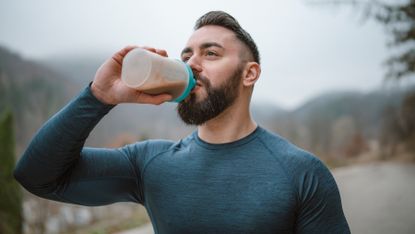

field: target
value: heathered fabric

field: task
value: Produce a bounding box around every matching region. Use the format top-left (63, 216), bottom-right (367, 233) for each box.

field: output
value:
top-left (14, 86), bottom-right (350, 234)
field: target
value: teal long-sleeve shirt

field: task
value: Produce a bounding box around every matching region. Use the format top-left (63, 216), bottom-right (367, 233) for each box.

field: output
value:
top-left (14, 86), bottom-right (350, 234)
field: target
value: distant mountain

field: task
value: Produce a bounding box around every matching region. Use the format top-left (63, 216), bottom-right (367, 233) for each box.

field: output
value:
top-left (270, 86), bottom-right (414, 163)
top-left (0, 46), bottom-right (81, 154)
top-left (292, 88), bottom-right (409, 137)
top-left (40, 53), bottom-right (109, 86)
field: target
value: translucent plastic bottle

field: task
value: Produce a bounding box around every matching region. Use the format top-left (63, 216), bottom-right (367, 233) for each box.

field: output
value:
top-left (121, 48), bottom-right (195, 102)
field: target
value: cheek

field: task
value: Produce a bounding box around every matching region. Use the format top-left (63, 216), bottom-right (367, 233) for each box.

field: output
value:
top-left (202, 59), bottom-right (239, 87)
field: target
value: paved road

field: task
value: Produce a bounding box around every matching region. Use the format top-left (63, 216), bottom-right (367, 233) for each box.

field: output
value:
top-left (117, 162), bottom-right (415, 234)
top-left (334, 162), bottom-right (415, 234)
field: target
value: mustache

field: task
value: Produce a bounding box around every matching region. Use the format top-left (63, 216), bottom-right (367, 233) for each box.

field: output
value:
top-left (194, 73), bottom-right (210, 88)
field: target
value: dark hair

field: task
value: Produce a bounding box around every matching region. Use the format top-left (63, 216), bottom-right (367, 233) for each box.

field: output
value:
top-left (194, 11), bottom-right (261, 64)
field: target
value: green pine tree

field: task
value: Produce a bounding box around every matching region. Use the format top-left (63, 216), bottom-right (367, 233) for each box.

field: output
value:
top-left (0, 110), bottom-right (22, 234)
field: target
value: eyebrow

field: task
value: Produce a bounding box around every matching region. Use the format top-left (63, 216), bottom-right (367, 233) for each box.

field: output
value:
top-left (181, 42), bottom-right (224, 56)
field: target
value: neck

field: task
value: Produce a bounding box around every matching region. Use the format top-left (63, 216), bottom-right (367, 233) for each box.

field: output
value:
top-left (197, 99), bottom-right (257, 144)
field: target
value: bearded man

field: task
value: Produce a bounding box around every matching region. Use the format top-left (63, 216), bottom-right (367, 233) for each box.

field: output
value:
top-left (15, 11), bottom-right (350, 234)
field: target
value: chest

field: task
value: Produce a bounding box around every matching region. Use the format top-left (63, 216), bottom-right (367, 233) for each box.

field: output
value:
top-left (141, 151), bottom-right (297, 233)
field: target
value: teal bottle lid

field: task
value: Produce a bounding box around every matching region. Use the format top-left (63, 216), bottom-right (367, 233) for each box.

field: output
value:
top-left (173, 63), bottom-right (195, 102)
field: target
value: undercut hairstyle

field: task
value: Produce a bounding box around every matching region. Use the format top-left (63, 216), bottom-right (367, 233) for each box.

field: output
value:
top-left (194, 11), bottom-right (261, 64)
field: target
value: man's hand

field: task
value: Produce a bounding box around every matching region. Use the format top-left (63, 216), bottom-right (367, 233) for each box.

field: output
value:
top-left (91, 46), bottom-right (173, 105)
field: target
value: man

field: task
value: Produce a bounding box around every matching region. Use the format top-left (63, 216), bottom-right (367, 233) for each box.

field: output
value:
top-left (14, 11), bottom-right (350, 233)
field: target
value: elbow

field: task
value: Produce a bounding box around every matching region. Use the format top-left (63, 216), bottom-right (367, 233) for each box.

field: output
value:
top-left (13, 160), bottom-right (49, 196)
top-left (13, 163), bottom-right (32, 192)
top-left (13, 163), bottom-right (25, 186)
top-left (13, 148), bottom-right (46, 194)
top-left (13, 148), bottom-right (36, 189)
top-left (13, 166), bottom-right (55, 198)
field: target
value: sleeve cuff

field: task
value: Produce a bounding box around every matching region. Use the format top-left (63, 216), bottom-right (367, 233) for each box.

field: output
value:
top-left (82, 82), bottom-right (116, 113)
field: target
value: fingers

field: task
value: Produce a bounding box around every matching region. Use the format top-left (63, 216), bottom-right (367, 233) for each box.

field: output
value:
top-left (136, 93), bottom-right (173, 105)
top-left (156, 49), bottom-right (168, 57)
top-left (142, 46), bottom-right (156, 53)
top-left (108, 45), bottom-right (172, 105)
top-left (112, 45), bottom-right (138, 66)
top-left (142, 46), bottom-right (168, 57)
top-left (111, 45), bottom-right (168, 68)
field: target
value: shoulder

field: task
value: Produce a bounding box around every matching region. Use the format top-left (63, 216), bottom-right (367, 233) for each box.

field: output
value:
top-left (256, 127), bottom-right (322, 169)
top-left (118, 139), bottom-right (175, 168)
top-left (256, 127), bottom-right (334, 189)
top-left (120, 133), bottom-right (196, 167)
top-left (124, 138), bottom-right (176, 156)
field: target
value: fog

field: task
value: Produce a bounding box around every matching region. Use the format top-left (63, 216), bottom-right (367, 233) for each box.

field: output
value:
top-left (0, 0), bottom-right (406, 108)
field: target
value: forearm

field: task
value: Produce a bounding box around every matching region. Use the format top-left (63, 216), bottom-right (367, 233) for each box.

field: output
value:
top-left (14, 85), bottom-right (115, 196)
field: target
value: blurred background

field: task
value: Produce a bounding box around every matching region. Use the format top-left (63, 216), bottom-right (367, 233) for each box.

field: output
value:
top-left (0, 0), bottom-right (414, 233)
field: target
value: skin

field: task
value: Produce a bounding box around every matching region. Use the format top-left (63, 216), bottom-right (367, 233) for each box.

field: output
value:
top-left (91, 25), bottom-right (261, 144)
top-left (91, 46), bottom-right (172, 105)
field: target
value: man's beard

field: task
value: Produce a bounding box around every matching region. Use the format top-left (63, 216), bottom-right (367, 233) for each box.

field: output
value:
top-left (177, 64), bottom-right (243, 126)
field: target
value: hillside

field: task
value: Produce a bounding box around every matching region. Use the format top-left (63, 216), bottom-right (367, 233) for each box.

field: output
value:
top-left (0, 46), bottom-right (81, 154)
top-left (271, 86), bottom-right (414, 165)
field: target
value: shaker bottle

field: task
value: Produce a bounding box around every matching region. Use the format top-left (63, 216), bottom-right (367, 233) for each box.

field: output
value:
top-left (121, 48), bottom-right (195, 102)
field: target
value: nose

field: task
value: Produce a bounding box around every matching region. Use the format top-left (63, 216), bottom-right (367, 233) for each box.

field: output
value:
top-left (186, 55), bottom-right (202, 74)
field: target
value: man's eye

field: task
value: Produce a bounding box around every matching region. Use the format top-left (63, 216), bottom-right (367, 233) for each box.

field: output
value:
top-left (182, 56), bottom-right (190, 62)
top-left (206, 51), bottom-right (217, 56)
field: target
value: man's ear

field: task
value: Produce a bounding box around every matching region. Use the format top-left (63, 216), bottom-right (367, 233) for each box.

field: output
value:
top-left (242, 62), bottom-right (261, 87)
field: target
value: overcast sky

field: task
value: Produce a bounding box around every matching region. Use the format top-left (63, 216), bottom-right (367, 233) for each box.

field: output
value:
top-left (1, 0), bottom-right (412, 109)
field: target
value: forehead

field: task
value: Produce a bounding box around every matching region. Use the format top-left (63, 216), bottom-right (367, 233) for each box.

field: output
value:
top-left (185, 25), bottom-right (241, 50)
